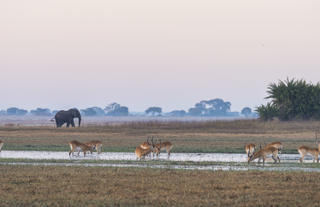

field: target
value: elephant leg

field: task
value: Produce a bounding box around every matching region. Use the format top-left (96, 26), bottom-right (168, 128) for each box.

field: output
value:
top-left (66, 122), bottom-right (70, 127)
top-left (71, 119), bottom-right (75, 127)
top-left (56, 121), bottom-right (62, 128)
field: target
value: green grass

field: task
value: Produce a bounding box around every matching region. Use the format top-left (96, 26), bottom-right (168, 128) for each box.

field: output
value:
top-left (1, 120), bottom-right (319, 153)
top-left (3, 144), bottom-right (67, 151)
top-left (1, 157), bottom-right (319, 169)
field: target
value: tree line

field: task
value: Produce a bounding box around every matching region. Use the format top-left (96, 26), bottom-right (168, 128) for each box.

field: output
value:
top-left (0, 99), bottom-right (256, 118)
top-left (3, 78), bottom-right (316, 120)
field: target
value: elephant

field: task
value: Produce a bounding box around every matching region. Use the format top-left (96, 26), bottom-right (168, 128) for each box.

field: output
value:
top-left (54, 108), bottom-right (81, 128)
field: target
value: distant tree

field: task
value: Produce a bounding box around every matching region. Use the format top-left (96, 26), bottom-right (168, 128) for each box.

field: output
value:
top-left (145, 107), bottom-right (162, 116)
top-left (104, 103), bottom-right (129, 116)
top-left (118, 106), bottom-right (129, 116)
top-left (6, 107), bottom-right (28, 116)
top-left (81, 107), bottom-right (105, 116)
top-left (167, 110), bottom-right (186, 117)
top-left (187, 107), bottom-right (202, 116)
top-left (7, 107), bottom-right (18, 115)
top-left (206, 99), bottom-right (231, 116)
top-left (0, 110), bottom-right (6, 115)
top-left (188, 98), bottom-right (232, 116)
top-left (241, 107), bottom-right (252, 117)
top-left (104, 103), bottom-right (121, 114)
top-left (51, 110), bottom-right (59, 115)
top-left (107, 106), bottom-right (129, 116)
top-left (30, 108), bottom-right (51, 116)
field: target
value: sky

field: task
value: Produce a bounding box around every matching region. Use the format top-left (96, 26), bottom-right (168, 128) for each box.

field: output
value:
top-left (1, 0), bottom-right (320, 112)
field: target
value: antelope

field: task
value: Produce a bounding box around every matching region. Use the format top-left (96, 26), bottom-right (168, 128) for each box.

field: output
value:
top-left (140, 137), bottom-right (152, 149)
top-left (248, 146), bottom-right (280, 166)
top-left (85, 140), bottom-right (103, 154)
top-left (153, 139), bottom-right (173, 159)
top-left (298, 143), bottom-right (320, 163)
top-left (265, 141), bottom-right (283, 160)
top-left (135, 138), bottom-right (156, 160)
top-left (0, 140), bottom-right (3, 152)
top-left (245, 143), bottom-right (256, 162)
top-left (136, 137), bottom-right (153, 158)
top-left (266, 142), bottom-right (283, 153)
top-left (68, 140), bottom-right (92, 157)
top-left (140, 138), bottom-right (151, 149)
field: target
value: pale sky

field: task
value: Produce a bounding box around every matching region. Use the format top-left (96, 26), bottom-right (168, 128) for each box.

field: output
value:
top-left (1, 0), bottom-right (320, 112)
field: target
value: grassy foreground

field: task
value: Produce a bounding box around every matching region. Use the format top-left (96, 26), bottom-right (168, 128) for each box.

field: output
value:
top-left (1, 120), bottom-right (320, 153)
top-left (0, 165), bottom-right (319, 207)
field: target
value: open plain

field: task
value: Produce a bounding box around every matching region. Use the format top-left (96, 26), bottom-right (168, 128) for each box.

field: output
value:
top-left (0, 118), bottom-right (320, 153)
top-left (1, 119), bottom-right (320, 206)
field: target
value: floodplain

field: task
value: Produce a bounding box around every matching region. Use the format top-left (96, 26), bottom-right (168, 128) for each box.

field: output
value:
top-left (1, 118), bottom-right (320, 206)
top-left (1, 118), bottom-right (320, 154)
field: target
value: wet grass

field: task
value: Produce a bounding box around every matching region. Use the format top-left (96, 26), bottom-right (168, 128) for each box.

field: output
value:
top-left (1, 157), bottom-right (320, 169)
top-left (0, 165), bottom-right (320, 207)
top-left (1, 120), bottom-right (320, 153)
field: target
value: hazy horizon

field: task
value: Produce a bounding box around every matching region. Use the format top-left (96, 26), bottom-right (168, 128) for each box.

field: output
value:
top-left (1, 0), bottom-right (319, 112)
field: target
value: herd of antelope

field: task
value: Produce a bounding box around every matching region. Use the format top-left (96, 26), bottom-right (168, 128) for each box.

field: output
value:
top-left (135, 137), bottom-right (173, 160)
top-left (68, 140), bottom-right (103, 157)
top-left (67, 137), bottom-right (174, 160)
top-left (245, 142), bottom-right (283, 166)
top-left (245, 139), bottom-right (320, 165)
top-left (0, 136), bottom-right (320, 164)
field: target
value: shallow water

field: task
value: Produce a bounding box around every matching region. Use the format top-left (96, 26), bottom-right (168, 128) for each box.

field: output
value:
top-left (0, 150), bottom-right (313, 163)
top-left (1, 150), bottom-right (319, 172)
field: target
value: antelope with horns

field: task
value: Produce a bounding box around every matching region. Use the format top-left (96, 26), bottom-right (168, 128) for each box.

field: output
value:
top-left (135, 137), bottom-right (156, 160)
top-left (153, 139), bottom-right (173, 159)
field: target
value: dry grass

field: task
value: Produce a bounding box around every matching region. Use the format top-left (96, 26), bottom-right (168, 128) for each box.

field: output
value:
top-left (0, 165), bottom-right (319, 207)
top-left (0, 120), bottom-right (320, 153)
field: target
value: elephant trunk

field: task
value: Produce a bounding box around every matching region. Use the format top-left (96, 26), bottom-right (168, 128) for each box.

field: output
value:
top-left (78, 116), bottom-right (81, 127)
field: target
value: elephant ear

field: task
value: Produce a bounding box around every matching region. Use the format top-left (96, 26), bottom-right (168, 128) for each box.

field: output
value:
top-left (71, 108), bottom-right (81, 117)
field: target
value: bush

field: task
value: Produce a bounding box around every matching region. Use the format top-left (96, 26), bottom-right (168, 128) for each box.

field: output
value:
top-left (256, 103), bottom-right (279, 121)
top-left (258, 78), bottom-right (320, 120)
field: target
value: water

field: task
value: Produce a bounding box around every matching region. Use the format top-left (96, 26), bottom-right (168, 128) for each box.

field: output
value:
top-left (1, 151), bottom-right (319, 172)
top-left (0, 150), bottom-right (304, 162)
